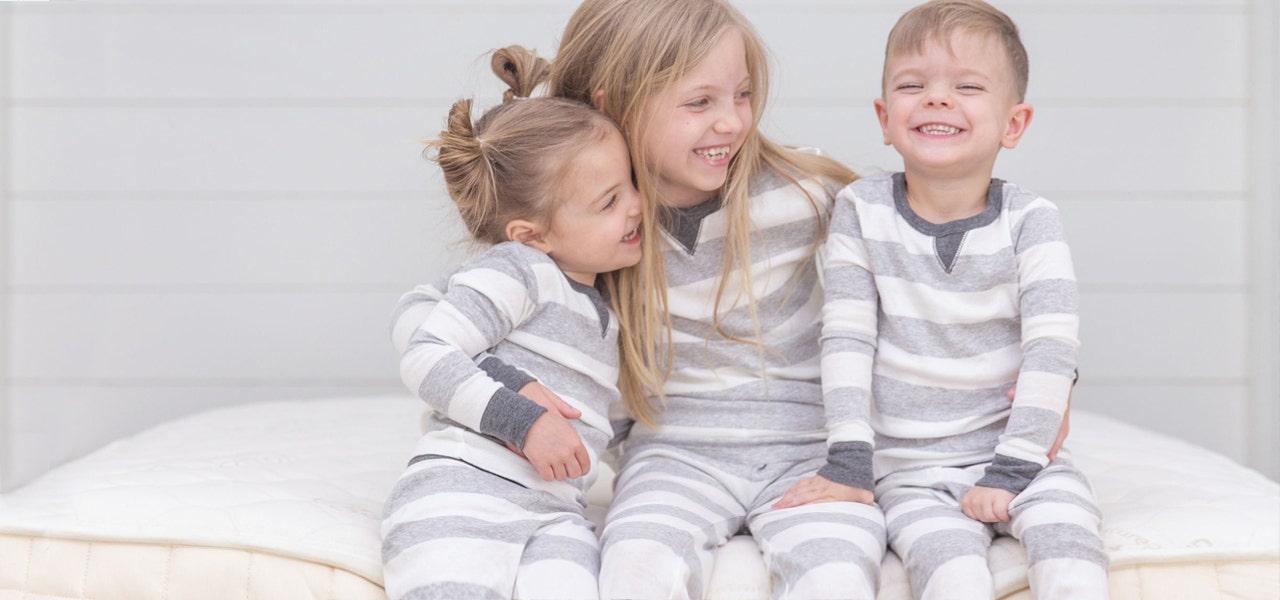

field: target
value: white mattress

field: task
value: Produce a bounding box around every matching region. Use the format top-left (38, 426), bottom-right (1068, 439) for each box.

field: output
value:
top-left (1, 395), bottom-right (1277, 599)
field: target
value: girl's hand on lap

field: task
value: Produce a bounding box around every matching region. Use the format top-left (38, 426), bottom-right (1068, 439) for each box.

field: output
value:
top-left (961, 485), bottom-right (1015, 522)
top-left (523, 411), bottom-right (590, 481)
top-left (772, 475), bottom-right (874, 509)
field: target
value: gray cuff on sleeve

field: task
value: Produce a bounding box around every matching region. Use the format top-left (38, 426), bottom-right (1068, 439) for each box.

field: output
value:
top-left (478, 356), bottom-right (537, 392)
top-left (478, 388), bottom-right (547, 449)
top-left (816, 441), bottom-right (875, 492)
top-left (975, 454), bottom-right (1042, 494)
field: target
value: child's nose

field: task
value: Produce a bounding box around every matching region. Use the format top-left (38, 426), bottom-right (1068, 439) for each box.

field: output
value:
top-left (713, 105), bottom-right (744, 134)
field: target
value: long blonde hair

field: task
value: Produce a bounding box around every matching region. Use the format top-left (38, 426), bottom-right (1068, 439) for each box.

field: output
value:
top-left (552, 0), bottom-right (857, 424)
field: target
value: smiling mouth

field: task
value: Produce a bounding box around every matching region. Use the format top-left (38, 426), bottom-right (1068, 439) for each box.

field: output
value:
top-left (694, 146), bottom-right (731, 161)
top-left (917, 124), bottom-right (962, 135)
top-left (622, 226), bottom-right (641, 243)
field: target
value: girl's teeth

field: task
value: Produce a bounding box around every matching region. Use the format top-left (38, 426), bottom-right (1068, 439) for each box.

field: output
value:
top-left (695, 147), bottom-right (729, 160)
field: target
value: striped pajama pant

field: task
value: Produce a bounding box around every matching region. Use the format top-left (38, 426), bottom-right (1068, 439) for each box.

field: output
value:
top-left (878, 457), bottom-right (1109, 600)
top-left (381, 458), bottom-right (600, 600)
top-left (599, 446), bottom-right (887, 600)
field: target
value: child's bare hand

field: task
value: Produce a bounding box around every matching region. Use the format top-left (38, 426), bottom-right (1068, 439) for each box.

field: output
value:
top-left (519, 381), bottom-right (582, 419)
top-left (961, 485), bottom-right (1016, 522)
top-left (522, 410), bottom-right (590, 481)
top-left (772, 475), bottom-right (874, 509)
top-left (503, 381), bottom-right (581, 459)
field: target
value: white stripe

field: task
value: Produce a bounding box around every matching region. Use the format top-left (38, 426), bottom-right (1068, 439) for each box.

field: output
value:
top-left (876, 339), bottom-right (1020, 390)
top-left (1011, 371), bottom-right (1073, 412)
top-left (1022, 313), bottom-right (1079, 346)
top-left (450, 268), bottom-right (534, 324)
top-left (822, 298), bottom-right (878, 338)
top-left (1017, 241), bottom-right (1077, 284)
top-left (876, 276), bottom-right (1019, 323)
top-left (820, 351), bottom-right (873, 394)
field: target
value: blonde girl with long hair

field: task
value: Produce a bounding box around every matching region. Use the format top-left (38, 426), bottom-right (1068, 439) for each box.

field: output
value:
top-left (545, 0), bottom-right (887, 597)
top-left (382, 46), bottom-right (642, 600)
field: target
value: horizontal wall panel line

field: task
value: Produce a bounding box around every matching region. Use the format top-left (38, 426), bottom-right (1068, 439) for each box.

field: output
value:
top-left (8, 284), bottom-right (413, 294)
top-left (742, 4), bottom-right (1248, 15)
top-left (6, 377), bottom-right (399, 388)
top-left (773, 98), bottom-right (1247, 108)
top-left (1079, 284), bottom-right (1249, 293)
top-left (12, 3), bottom-right (581, 16)
top-left (1077, 377), bottom-right (1249, 386)
top-left (9, 98), bottom-right (453, 108)
top-left (10, 191), bottom-right (426, 201)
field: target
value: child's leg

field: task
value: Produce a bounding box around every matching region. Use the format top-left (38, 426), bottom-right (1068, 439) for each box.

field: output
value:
top-left (749, 459), bottom-right (886, 600)
top-left (381, 458), bottom-right (583, 600)
top-left (513, 514), bottom-right (600, 600)
top-left (880, 483), bottom-right (994, 600)
top-left (1004, 459), bottom-right (1109, 599)
top-left (598, 454), bottom-right (746, 600)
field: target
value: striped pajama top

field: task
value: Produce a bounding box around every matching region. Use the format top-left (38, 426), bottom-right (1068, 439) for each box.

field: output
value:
top-left (398, 241), bottom-right (623, 506)
top-left (822, 171), bottom-right (1079, 494)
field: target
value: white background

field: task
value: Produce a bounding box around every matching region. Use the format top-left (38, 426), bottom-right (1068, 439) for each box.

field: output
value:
top-left (1, 0), bottom-right (1277, 490)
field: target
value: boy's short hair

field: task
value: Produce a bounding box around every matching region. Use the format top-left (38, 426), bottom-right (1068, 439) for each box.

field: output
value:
top-left (883, 0), bottom-right (1029, 101)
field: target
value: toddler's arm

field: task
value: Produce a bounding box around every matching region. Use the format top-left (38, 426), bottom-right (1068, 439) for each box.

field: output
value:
top-left (399, 246), bottom-right (588, 479)
top-left (814, 186), bottom-right (878, 495)
top-left (977, 196), bottom-right (1079, 495)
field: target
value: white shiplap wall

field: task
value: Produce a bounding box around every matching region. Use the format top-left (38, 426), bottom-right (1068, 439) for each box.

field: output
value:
top-left (1, 0), bottom-right (1276, 491)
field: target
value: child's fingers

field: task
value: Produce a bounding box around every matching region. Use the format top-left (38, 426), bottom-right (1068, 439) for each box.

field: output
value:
top-left (551, 396), bottom-right (582, 419)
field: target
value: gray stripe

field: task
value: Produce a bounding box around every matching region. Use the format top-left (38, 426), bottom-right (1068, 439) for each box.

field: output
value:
top-left (770, 537), bottom-right (880, 595)
top-left (1004, 406), bottom-right (1063, 450)
top-left (1020, 279), bottom-right (1079, 318)
top-left (899, 528), bottom-right (991, 593)
top-left (875, 419), bottom-right (1005, 454)
top-left (611, 479), bottom-right (738, 524)
top-left (1021, 522), bottom-right (1108, 569)
top-left (663, 214), bottom-right (821, 287)
top-left (653, 387), bottom-right (824, 430)
top-left (1012, 204), bottom-right (1068, 247)
top-left (871, 377), bottom-right (1011, 422)
top-left (823, 262), bottom-right (876, 302)
top-left (383, 516), bottom-right (538, 562)
top-left (886, 505), bottom-right (967, 536)
top-left (863, 238), bottom-right (1017, 292)
top-left (822, 387), bottom-right (871, 424)
top-left (1011, 488), bottom-right (1104, 521)
top-left (753, 511), bottom-right (885, 542)
top-left (600, 521), bottom-right (706, 599)
top-left (879, 315), bottom-right (1021, 359)
top-left (670, 321), bottom-right (819, 373)
top-left (520, 531), bottom-right (601, 574)
top-left (402, 583), bottom-right (506, 600)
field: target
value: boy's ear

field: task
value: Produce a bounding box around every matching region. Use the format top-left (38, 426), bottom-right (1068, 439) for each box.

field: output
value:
top-left (1001, 103), bottom-right (1034, 149)
top-left (591, 90), bottom-right (606, 111)
top-left (874, 98), bottom-right (892, 146)
top-left (506, 219), bottom-right (552, 253)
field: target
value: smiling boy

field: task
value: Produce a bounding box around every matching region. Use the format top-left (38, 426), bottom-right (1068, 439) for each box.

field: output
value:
top-left (819, 0), bottom-right (1110, 597)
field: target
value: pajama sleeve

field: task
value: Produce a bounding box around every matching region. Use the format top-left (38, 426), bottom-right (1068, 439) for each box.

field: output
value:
top-left (399, 243), bottom-right (549, 449)
top-left (976, 199), bottom-right (1079, 494)
top-left (815, 187), bottom-right (878, 492)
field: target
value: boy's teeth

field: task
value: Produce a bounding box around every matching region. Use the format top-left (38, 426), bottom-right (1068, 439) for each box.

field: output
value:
top-left (918, 124), bottom-right (960, 135)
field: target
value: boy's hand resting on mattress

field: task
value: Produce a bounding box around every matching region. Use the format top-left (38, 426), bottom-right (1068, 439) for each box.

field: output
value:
top-left (523, 410), bottom-right (591, 481)
top-left (961, 485), bottom-right (1016, 522)
top-left (771, 474), bottom-right (874, 509)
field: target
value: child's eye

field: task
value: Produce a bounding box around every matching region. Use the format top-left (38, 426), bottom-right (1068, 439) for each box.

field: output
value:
top-left (602, 194), bottom-right (618, 211)
top-left (735, 90), bottom-right (752, 102)
top-left (895, 83), bottom-right (923, 92)
top-left (958, 84), bottom-right (985, 92)
top-left (685, 98), bottom-right (709, 109)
